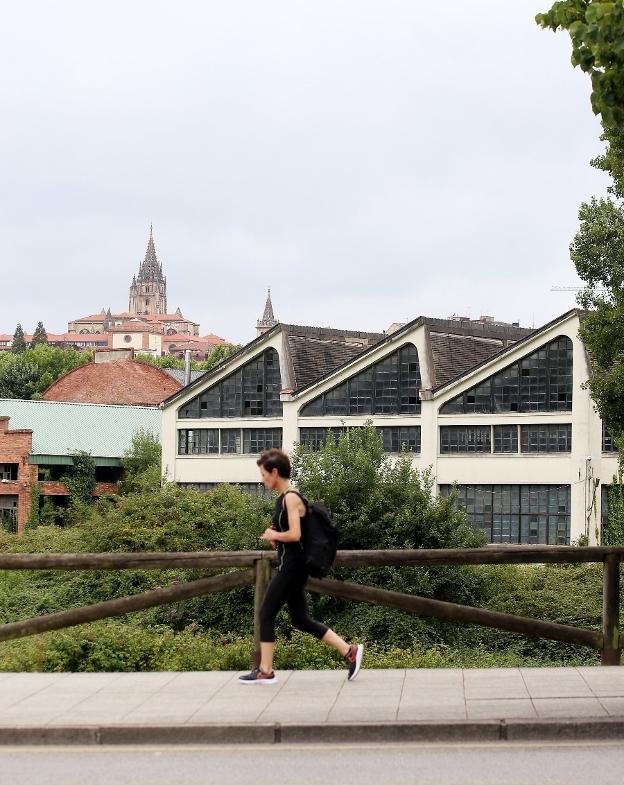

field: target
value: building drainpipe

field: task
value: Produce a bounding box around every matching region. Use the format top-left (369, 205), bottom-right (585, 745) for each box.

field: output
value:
top-left (184, 350), bottom-right (192, 386)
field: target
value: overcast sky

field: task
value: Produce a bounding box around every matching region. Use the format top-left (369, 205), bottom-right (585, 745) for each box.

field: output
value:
top-left (0, 1), bottom-right (610, 344)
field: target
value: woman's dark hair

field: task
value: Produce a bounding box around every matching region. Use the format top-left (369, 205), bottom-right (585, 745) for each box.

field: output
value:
top-left (257, 448), bottom-right (291, 479)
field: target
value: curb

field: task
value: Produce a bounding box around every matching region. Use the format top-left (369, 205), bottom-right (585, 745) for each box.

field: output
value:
top-left (2, 718), bottom-right (624, 745)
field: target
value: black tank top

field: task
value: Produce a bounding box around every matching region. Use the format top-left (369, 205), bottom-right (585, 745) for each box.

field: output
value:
top-left (273, 492), bottom-right (306, 573)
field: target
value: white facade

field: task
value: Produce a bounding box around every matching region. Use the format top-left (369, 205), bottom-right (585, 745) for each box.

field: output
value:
top-left (161, 311), bottom-right (619, 545)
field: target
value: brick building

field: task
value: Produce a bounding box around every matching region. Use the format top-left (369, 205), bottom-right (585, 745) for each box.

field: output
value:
top-left (0, 400), bottom-right (161, 533)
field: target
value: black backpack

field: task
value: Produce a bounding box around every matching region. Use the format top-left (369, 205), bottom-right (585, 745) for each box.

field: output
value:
top-left (286, 491), bottom-right (339, 578)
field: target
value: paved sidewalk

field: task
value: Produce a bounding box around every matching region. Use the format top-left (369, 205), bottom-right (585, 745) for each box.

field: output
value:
top-left (2, 667), bottom-right (624, 744)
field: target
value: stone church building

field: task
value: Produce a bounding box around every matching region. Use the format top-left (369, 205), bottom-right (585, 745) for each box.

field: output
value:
top-left (68, 227), bottom-right (200, 338)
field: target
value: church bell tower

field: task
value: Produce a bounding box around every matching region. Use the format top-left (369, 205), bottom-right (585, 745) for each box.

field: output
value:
top-left (128, 225), bottom-right (168, 315)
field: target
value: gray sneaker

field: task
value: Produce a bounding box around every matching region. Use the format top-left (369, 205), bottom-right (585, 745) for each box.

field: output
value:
top-left (238, 667), bottom-right (278, 684)
top-left (344, 644), bottom-right (363, 681)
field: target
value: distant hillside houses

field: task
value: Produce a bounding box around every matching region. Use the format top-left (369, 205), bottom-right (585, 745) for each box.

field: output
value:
top-left (161, 309), bottom-right (617, 546)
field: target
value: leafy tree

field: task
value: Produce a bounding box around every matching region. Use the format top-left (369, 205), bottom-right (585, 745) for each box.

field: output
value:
top-left (10, 324), bottom-right (26, 354)
top-left (62, 452), bottom-right (97, 506)
top-left (30, 322), bottom-right (48, 347)
top-left (536, 1), bottom-right (624, 127)
top-left (0, 345), bottom-right (93, 399)
top-left (592, 125), bottom-right (624, 198)
top-left (292, 423), bottom-right (483, 550)
top-left (137, 344), bottom-right (241, 373)
top-left (120, 429), bottom-right (162, 495)
top-left (573, 198), bottom-right (624, 437)
top-left (0, 356), bottom-right (38, 398)
top-left (196, 344), bottom-right (241, 371)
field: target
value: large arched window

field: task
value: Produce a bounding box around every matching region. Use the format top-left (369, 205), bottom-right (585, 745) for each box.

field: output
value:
top-left (179, 348), bottom-right (283, 418)
top-left (300, 343), bottom-right (421, 417)
top-left (439, 336), bottom-right (573, 414)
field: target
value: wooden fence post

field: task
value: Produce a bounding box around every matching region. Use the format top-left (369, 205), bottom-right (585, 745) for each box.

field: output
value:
top-left (253, 559), bottom-right (270, 668)
top-left (602, 554), bottom-right (621, 665)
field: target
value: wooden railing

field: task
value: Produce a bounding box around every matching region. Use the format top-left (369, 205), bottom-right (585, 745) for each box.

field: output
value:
top-left (0, 546), bottom-right (621, 666)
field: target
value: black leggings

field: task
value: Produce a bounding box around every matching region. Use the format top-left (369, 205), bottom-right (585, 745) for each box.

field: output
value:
top-left (259, 570), bottom-right (329, 643)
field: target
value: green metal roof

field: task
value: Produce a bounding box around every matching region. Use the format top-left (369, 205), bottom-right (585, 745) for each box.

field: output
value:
top-left (0, 399), bottom-right (160, 458)
top-left (29, 455), bottom-right (123, 467)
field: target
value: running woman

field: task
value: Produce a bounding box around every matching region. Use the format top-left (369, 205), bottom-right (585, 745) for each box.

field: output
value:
top-left (239, 448), bottom-right (363, 684)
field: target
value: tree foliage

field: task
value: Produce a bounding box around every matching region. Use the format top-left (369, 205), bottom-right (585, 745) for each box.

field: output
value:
top-left (292, 423), bottom-right (483, 550)
top-left (62, 452), bottom-right (97, 506)
top-left (10, 324), bottom-right (26, 354)
top-left (536, 1), bottom-right (624, 127)
top-left (136, 344), bottom-right (241, 373)
top-left (30, 322), bottom-right (48, 347)
top-left (0, 344), bottom-right (92, 399)
top-left (0, 356), bottom-right (38, 398)
top-left (120, 429), bottom-right (162, 495)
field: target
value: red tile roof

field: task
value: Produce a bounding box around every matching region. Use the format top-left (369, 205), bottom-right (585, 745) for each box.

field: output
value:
top-left (43, 359), bottom-right (182, 406)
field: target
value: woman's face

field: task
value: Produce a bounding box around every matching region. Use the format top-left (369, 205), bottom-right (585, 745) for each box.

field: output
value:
top-left (260, 465), bottom-right (279, 491)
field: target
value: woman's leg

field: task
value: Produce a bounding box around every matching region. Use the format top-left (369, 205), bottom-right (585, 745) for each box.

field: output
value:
top-left (258, 571), bottom-right (291, 673)
top-left (286, 578), bottom-right (349, 656)
top-left (320, 628), bottom-right (350, 657)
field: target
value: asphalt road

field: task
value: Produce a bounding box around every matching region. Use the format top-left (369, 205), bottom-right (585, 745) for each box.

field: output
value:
top-left (1, 740), bottom-right (624, 785)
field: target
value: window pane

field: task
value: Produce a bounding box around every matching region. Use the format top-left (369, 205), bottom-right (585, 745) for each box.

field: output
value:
top-left (377, 426), bottom-right (421, 453)
top-left (299, 427), bottom-right (346, 451)
top-left (299, 343), bottom-right (420, 417)
top-left (178, 428), bottom-right (218, 455)
top-left (242, 428), bottom-right (283, 453)
top-left (221, 370), bottom-right (242, 417)
top-left (264, 348), bottom-right (283, 416)
top-left (220, 429), bottom-right (241, 454)
top-left (349, 369), bottom-right (373, 415)
top-left (441, 484), bottom-right (570, 544)
top-left (198, 387), bottom-right (220, 417)
top-left (180, 350), bottom-right (282, 419)
top-left (603, 423), bottom-right (619, 453)
top-left (374, 353), bottom-right (399, 414)
top-left (243, 357), bottom-right (264, 416)
top-left (493, 425), bottom-right (518, 453)
top-left (440, 425), bottom-right (491, 453)
top-left (399, 344), bottom-right (421, 414)
top-left (520, 424), bottom-right (572, 453)
top-left (439, 336), bottom-right (573, 415)
top-left (324, 383), bottom-right (348, 416)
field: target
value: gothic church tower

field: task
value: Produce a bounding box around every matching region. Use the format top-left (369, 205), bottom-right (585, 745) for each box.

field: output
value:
top-left (128, 225), bottom-right (168, 315)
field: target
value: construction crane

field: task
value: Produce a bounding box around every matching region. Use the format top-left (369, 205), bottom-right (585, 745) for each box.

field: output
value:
top-left (550, 285), bottom-right (607, 293)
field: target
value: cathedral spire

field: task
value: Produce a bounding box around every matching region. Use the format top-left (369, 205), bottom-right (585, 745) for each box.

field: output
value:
top-left (256, 288), bottom-right (278, 336)
top-left (129, 225), bottom-right (168, 316)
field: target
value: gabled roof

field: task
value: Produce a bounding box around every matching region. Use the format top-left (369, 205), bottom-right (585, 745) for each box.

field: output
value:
top-left (431, 309), bottom-right (579, 394)
top-left (291, 315), bottom-right (532, 397)
top-left (280, 324), bottom-right (384, 391)
top-left (0, 399), bottom-right (160, 457)
top-left (160, 312), bottom-right (566, 409)
top-left (159, 322), bottom-right (384, 407)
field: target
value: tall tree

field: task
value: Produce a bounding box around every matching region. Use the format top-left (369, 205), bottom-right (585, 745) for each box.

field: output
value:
top-left (572, 198), bottom-right (624, 437)
top-left (536, 2), bottom-right (624, 128)
top-left (537, 2), bottom-right (624, 439)
top-left (30, 322), bottom-right (48, 347)
top-left (10, 324), bottom-right (27, 354)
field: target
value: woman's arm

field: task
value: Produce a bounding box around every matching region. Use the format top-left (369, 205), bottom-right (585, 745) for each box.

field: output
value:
top-left (261, 493), bottom-right (303, 543)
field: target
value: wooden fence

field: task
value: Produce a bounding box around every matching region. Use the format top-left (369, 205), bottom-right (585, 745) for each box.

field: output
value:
top-left (0, 546), bottom-right (621, 665)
